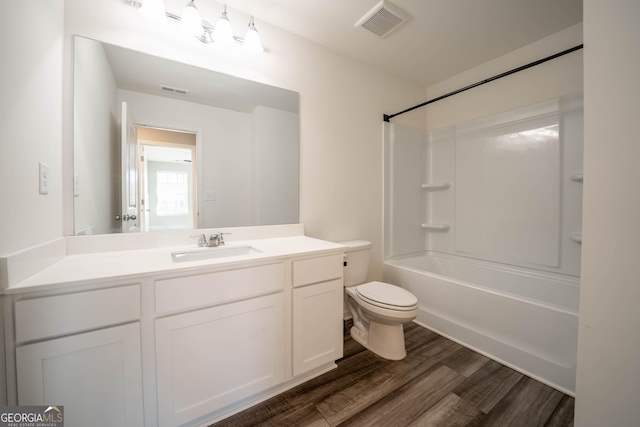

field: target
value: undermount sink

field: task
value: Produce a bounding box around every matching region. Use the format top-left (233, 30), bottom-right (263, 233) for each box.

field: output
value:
top-left (171, 245), bottom-right (261, 263)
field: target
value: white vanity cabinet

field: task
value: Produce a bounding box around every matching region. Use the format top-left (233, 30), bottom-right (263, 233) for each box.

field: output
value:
top-left (2, 229), bottom-right (347, 427)
top-left (154, 263), bottom-right (286, 427)
top-left (13, 285), bottom-right (144, 427)
top-left (292, 254), bottom-right (344, 376)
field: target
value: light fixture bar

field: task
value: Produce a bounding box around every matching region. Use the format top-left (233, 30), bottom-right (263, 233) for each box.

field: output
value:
top-left (198, 19), bottom-right (245, 44)
top-left (130, 1), bottom-right (263, 51)
top-left (130, 1), bottom-right (181, 22)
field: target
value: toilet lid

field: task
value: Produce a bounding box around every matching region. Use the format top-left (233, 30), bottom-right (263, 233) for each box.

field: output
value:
top-left (355, 281), bottom-right (418, 308)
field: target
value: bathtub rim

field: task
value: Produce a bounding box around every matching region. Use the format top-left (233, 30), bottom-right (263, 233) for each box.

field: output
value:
top-left (384, 250), bottom-right (580, 316)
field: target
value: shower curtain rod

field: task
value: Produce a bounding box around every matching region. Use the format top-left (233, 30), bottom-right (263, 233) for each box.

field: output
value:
top-left (383, 44), bottom-right (583, 122)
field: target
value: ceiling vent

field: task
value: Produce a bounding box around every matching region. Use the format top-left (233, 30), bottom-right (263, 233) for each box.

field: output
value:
top-left (161, 85), bottom-right (189, 95)
top-left (355, 1), bottom-right (409, 38)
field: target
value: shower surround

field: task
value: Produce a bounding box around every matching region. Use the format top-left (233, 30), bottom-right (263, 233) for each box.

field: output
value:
top-left (383, 94), bottom-right (583, 394)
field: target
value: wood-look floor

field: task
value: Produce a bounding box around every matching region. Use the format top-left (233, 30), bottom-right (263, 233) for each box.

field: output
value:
top-left (212, 322), bottom-right (574, 427)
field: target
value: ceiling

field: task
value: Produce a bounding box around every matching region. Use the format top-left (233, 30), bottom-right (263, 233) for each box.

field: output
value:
top-left (98, 37), bottom-right (299, 113)
top-left (206, 0), bottom-right (583, 87)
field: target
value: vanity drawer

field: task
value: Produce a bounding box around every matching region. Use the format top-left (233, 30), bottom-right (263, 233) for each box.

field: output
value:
top-left (155, 263), bottom-right (284, 314)
top-left (292, 253), bottom-right (343, 288)
top-left (15, 284), bottom-right (141, 343)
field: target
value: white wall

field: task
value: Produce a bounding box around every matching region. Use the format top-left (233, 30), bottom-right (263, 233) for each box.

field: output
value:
top-left (0, 1), bottom-right (64, 256)
top-left (425, 24), bottom-right (583, 129)
top-left (73, 36), bottom-right (119, 235)
top-left (575, 1), bottom-right (640, 425)
top-left (62, 0), bottom-right (426, 279)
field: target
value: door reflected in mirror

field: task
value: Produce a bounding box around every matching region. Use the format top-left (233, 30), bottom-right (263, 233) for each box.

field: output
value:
top-left (73, 36), bottom-right (299, 236)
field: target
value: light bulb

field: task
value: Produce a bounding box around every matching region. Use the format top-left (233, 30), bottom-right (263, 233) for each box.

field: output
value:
top-left (179, 0), bottom-right (203, 37)
top-left (138, 0), bottom-right (166, 23)
top-left (213, 6), bottom-right (234, 44)
top-left (243, 17), bottom-right (264, 54)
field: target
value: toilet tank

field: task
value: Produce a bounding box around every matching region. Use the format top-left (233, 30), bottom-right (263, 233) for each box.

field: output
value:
top-left (340, 240), bottom-right (372, 287)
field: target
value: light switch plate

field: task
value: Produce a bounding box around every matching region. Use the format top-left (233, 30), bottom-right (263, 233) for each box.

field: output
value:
top-left (39, 162), bottom-right (49, 194)
top-left (205, 191), bottom-right (216, 201)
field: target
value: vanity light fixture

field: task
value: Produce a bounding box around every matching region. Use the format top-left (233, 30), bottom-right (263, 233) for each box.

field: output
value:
top-left (243, 16), bottom-right (264, 54)
top-left (179, 0), bottom-right (203, 37)
top-left (212, 5), bottom-right (234, 44)
top-left (132, 1), bottom-right (265, 54)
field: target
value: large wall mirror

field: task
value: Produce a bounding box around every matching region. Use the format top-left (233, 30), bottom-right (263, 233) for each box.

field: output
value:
top-left (73, 35), bottom-right (299, 235)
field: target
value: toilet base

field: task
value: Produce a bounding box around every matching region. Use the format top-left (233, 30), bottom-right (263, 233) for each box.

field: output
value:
top-left (350, 321), bottom-right (407, 360)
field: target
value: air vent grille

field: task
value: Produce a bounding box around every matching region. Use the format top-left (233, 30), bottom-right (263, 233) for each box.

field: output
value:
top-left (161, 85), bottom-right (189, 95)
top-left (356, 1), bottom-right (409, 38)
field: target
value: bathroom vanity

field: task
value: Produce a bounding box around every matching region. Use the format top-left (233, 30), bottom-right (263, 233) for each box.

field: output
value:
top-left (1, 225), bottom-right (345, 427)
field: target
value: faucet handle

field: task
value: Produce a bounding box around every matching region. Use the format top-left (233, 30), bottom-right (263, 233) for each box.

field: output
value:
top-left (218, 232), bottom-right (231, 246)
top-left (190, 233), bottom-right (208, 247)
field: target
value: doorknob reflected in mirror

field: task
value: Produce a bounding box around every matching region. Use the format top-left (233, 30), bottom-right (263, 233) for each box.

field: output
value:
top-left (116, 214), bottom-right (138, 221)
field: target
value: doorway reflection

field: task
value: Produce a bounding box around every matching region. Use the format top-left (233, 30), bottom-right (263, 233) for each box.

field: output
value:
top-left (137, 127), bottom-right (196, 232)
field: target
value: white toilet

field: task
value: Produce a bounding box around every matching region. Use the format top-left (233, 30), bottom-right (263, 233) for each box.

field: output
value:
top-left (341, 241), bottom-right (418, 360)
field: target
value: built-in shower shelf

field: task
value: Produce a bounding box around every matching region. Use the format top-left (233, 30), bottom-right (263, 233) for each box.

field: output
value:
top-left (421, 182), bottom-right (451, 191)
top-left (421, 223), bottom-right (450, 231)
top-left (570, 233), bottom-right (582, 244)
top-left (570, 173), bottom-right (583, 182)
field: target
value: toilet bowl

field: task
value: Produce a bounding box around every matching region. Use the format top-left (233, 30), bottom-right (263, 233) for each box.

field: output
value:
top-left (340, 241), bottom-right (418, 360)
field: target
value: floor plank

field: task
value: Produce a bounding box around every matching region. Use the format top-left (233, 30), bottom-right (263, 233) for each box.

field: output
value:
top-left (338, 365), bottom-right (466, 427)
top-left (476, 376), bottom-right (564, 427)
top-left (273, 404), bottom-right (330, 427)
top-left (453, 360), bottom-right (523, 413)
top-left (316, 337), bottom-right (462, 425)
top-left (545, 395), bottom-right (575, 427)
top-left (442, 347), bottom-right (491, 378)
top-left (409, 392), bottom-right (484, 427)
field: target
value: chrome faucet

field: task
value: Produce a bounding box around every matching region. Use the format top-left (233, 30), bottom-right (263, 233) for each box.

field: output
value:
top-left (209, 233), bottom-right (221, 247)
top-left (208, 232), bottom-right (231, 247)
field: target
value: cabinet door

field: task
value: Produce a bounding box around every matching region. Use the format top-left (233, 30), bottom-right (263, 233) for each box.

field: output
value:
top-left (155, 293), bottom-right (285, 427)
top-left (16, 323), bottom-right (144, 427)
top-left (293, 279), bottom-right (344, 376)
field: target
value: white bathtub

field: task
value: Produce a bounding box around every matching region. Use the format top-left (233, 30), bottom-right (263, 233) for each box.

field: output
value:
top-left (383, 251), bottom-right (579, 395)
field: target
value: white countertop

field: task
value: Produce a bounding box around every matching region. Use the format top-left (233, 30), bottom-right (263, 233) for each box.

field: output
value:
top-left (5, 235), bottom-right (345, 294)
